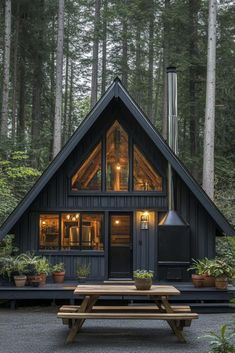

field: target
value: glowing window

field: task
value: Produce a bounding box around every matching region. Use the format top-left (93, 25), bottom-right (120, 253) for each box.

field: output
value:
top-left (133, 145), bottom-right (162, 191)
top-left (106, 121), bottom-right (129, 191)
top-left (71, 143), bottom-right (102, 191)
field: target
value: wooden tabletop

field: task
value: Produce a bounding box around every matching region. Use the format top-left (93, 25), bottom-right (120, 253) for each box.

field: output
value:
top-left (74, 285), bottom-right (180, 296)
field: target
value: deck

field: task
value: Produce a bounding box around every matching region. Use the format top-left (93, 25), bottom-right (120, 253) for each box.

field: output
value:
top-left (0, 281), bottom-right (234, 312)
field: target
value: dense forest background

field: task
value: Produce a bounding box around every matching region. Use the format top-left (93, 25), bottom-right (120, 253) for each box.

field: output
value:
top-left (0, 0), bottom-right (234, 228)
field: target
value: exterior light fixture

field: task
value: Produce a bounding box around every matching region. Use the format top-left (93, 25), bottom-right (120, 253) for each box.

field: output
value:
top-left (140, 212), bottom-right (149, 230)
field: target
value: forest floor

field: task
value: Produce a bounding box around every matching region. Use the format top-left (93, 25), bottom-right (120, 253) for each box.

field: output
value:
top-left (0, 307), bottom-right (233, 353)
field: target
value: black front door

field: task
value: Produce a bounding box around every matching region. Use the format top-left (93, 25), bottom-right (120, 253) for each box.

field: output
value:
top-left (108, 213), bottom-right (132, 278)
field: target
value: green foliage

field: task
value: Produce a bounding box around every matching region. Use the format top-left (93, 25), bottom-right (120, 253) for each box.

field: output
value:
top-left (133, 270), bottom-right (154, 279)
top-left (0, 150), bottom-right (41, 225)
top-left (216, 237), bottom-right (235, 268)
top-left (210, 260), bottom-right (234, 280)
top-left (0, 235), bottom-right (18, 256)
top-left (35, 257), bottom-right (51, 275)
top-left (187, 258), bottom-right (212, 276)
top-left (52, 262), bottom-right (65, 273)
top-left (201, 324), bottom-right (235, 353)
top-left (76, 262), bottom-right (90, 278)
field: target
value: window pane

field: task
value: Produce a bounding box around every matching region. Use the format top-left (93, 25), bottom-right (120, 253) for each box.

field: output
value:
top-left (71, 143), bottom-right (102, 191)
top-left (39, 214), bottom-right (59, 250)
top-left (81, 214), bottom-right (104, 250)
top-left (106, 121), bottom-right (129, 191)
top-left (133, 146), bottom-right (162, 191)
top-left (61, 213), bottom-right (80, 249)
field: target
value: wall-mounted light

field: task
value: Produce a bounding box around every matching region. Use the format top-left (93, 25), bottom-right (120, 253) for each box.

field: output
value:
top-left (140, 211), bottom-right (149, 230)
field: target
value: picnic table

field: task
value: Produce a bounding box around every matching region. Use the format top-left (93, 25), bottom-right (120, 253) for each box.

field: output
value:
top-left (57, 284), bottom-right (198, 343)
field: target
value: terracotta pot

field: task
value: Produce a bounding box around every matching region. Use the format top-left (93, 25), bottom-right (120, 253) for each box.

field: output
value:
top-left (52, 271), bottom-right (65, 283)
top-left (27, 275), bottom-right (42, 286)
top-left (39, 273), bottom-right (47, 286)
top-left (134, 278), bottom-right (152, 290)
top-left (203, 275), bottom-right (215, 287)
top-left (14, 275), bottom-right (27, 287)
top-left (215, 277), bottom-right (228, 290)
top-left (191, 274), bottom-right (204, 288)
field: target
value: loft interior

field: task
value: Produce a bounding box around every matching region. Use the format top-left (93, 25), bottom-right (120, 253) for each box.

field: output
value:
top-left (0, 75), bottom-right (234, 281)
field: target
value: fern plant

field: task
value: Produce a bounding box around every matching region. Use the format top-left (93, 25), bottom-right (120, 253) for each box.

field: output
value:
top-left (202, 324), bottom-right (235, 353)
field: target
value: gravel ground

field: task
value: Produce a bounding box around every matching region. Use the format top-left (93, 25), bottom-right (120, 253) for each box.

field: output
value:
top-left (0, 307), bottom-right (233, 353)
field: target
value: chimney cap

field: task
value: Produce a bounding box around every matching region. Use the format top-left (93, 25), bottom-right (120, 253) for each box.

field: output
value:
top-left (167, 66), bottom-right (177, 73)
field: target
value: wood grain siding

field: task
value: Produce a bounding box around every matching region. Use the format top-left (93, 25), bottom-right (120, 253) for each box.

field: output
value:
top-left (175, 174), bottom-right (216, 259)
top-left (135, 211), bottom-right (156, 272)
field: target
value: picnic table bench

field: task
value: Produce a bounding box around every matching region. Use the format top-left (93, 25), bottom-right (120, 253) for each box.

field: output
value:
top-left (57, 284), bottom-right (198, 343)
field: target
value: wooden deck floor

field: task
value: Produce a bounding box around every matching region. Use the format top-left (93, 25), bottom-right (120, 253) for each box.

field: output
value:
top-left (0, 281), bottom-right (234, 312)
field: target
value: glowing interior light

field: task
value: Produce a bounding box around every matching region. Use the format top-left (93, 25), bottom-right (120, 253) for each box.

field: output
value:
top-left (115, 220), bottom-right (120, 225)
top-left (72, 217), bottom-right (76, 221)
top-left (42, 221), bottom-right (46, 225)
top-left (66, 214), bottom-right (70, 220)
top-left (75, 214), bottom-right (79, 219)
top-left (116, 163), bottom-right (121, 170)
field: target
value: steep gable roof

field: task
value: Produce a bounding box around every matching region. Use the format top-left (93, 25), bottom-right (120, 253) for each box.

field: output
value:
top-left (0, 78), bottom-right (234, 238)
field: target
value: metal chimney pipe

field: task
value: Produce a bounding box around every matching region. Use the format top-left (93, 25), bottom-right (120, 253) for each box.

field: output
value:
top-left (167, 66), bottom-right (178, 155)
top-left (167, 67), bottom-right (177, 211)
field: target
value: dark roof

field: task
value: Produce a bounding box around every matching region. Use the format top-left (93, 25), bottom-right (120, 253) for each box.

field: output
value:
top-left (0, 79), bottom-right (234, 238)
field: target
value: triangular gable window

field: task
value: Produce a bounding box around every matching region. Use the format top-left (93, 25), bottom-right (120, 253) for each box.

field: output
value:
top-left (71, 122), bottom-right (163, 193)
top-left (133, 145), bottom-right (162, 191)
top-left (71, 143), bottom-right (102, 191)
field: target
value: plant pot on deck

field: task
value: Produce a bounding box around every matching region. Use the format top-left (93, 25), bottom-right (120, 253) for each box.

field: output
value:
top-left (134, 278), bottom-right (152, 290)
top-left (191, 274), bottom-right (204, 288)
top-left (39, 273), bottom-right (47, 286)
top-left (52, 271), bottom-right (65, 283)
top-left (202, 275), bottom-right (215, 287)
top-left (14, 275), bottom-right (27, 287)
top-left (215, 277), bottom-right (228, 290)
top-left (27, 275), bottom-right (42, 286)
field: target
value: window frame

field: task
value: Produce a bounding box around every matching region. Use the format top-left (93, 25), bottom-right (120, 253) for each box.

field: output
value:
top-left (38, 212), bottom-right (105, 253)
top-left (68, 120), bottom-right (166, 195)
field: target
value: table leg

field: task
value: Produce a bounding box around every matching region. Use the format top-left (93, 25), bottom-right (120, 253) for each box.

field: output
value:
top-left (152, 295), bottom-right (186, 343)
top-left (66, 295), bottom-right (98, 344)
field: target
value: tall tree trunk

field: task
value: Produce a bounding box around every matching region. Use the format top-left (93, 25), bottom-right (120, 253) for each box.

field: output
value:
top-left (147, 10), bottom-right (154, 123)
top-left (63, 16), bottom-right (70, 143)
top-left (154, 52), bottom-right (163, 126)
top-left (17, 44), bottom-right (25, 145)
top-left (188, 0), bottom-right (200, 180)
top-left (162, 0), bottom-right (170, 140)
top-left (121, 1), bottom-right (128, 88)
top-left (11, 2), bottom-right (19, 143)
top-left (1, 0), bottom-right (12, 137)
top-left (53, 0), bottom-right (64, 158)
top-left (101, 0), bottom-right (107, 95)
top-left (31, 0), bottom-right (44, 165)
top-left (202, 0), bottom-right (217, 200)
top-left (135, 25), bottom-right (141, 104)
top-left (90, 0), bottom-right (101, 108)
top-left (68, 62), bottom-right (74, 138)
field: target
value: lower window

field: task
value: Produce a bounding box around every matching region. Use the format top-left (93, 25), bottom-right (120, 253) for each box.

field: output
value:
top-left (39, 213), bottom-right (104, 251)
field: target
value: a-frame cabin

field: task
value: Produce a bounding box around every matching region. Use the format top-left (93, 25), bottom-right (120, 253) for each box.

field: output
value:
top-left (0, 78), bottom-right (234, 282)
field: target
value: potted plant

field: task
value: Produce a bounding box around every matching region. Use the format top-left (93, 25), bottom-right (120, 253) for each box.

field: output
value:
top-left (188, 259), bottom-right (205, 287)
top-left (76, 262), bottom-right (90, 283)
top-left (133, 270), bottom-right (154, 290)
top-left (35, 257), bottom-right (50, 285)
top-left (52, 263), bottom-right (65, 283)
top-left (21, 253), bottom-right (42, 286)
top-left (0, 255), bottom-right (15, 284)
top-left (12, 255), bottom-right (27, 287)
top-left (210, 259), bottom-right (234, 289)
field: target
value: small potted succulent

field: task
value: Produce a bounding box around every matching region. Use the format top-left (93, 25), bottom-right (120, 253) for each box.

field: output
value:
top-left (52, 263), bottom-right (65, 283)
top-left (36, 257), bottom-right (50, 285)
top-left (133, 270), bottom-right (154, 290)
top-left (76, 262), bottom-right (90, 283)
top-left (211, 259), bottom-right (234, 289)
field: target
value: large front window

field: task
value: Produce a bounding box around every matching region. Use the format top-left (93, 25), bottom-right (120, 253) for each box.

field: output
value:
top-left (71, 121), bottom-right (163, 192)
top-left (39, 213), bottom-right (104, 250)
